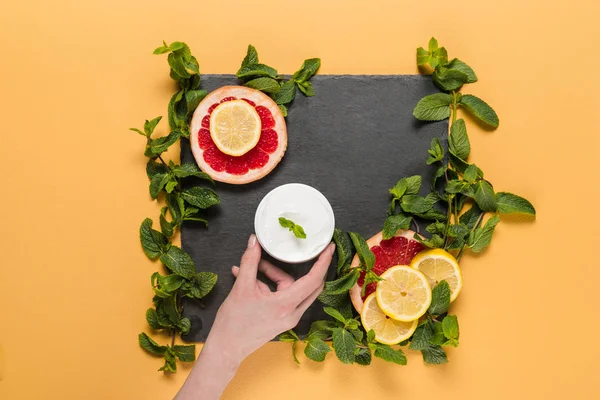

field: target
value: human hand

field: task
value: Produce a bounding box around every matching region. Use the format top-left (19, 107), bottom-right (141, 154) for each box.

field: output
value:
top-left (207, 234), bottom-right (335, 363)
top-left (176, 234), bottom-right (334, 400)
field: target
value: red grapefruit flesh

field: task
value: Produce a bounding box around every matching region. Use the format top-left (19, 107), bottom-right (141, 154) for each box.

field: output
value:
top-left (349, 230), bottom-right (425, 313)
top-left (190, 86), bottom-right (287, 185)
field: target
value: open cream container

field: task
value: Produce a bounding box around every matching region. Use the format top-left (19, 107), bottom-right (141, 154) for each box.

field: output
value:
top-left (254, 183), bottom-right (335, 263)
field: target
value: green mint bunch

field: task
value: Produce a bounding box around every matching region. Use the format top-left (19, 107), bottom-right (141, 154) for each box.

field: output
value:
top-left (132, 41), bottom-right (220, 373)
top-left (236, 45), bottom-right (321, 116)
top-left (404, 37), bottom-right (536, 258)
top-left (153, 41), bottom-right (208, 138)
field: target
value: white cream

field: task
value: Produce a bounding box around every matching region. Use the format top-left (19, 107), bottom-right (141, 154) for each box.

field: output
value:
top-left (254, 183), bottom-right (335, 263)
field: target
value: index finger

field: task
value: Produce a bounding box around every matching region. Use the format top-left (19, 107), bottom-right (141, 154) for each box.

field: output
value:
top-left (280, 243), bottom-right (335, 304)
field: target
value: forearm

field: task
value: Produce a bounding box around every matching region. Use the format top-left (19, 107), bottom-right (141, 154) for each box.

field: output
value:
top-left (175, 336), bottom-right (242, 400)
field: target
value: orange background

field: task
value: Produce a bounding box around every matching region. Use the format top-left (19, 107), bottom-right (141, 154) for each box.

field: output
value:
top-left (1, 0), bottom-right (598, 399)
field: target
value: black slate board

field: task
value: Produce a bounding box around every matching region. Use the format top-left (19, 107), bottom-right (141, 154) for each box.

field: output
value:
top-left (181, 74), bottom-right (447, 342)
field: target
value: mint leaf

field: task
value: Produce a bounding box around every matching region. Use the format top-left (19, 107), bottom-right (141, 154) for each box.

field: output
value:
top-left (417, 47), bottom-right (430, 66)
top-left (157, 274), bottom-right (186, 292)
top-left (433, 66), bottom-right (469, 91)
top-left (426, 221), bottom-right (446, 235)
top-left (241, 45), bottom-right (259, 68)
top-left (146, 159), bottom-right (168, 180)
top-left (429, 280), bottom-right (451, 315)
top-left (445, 180), bottom-right (473, 196)
top-left (140, 218), bottom-right (167, 259)
top-left (236, 63), bottom-right (278, 79)
top-left (180, 187), bottom-right (220, 209)
top-left (279, 330), bottom-right (300, 342)
top-left (146, 308), bottom-right (162, 329)
top-left (304, 337), bottom-right (331, 362)
top-left (414, 233), bottom-right (444, 248)
top-left (173, 344), bottom-right (196, 362)
top-left (430, 47), bottom-right (448, 69)
top-left (278, 104), bottom-right (288, 117)
top-left (244, 77), bottom-right (281, 94)
top-left (166, 193), bottom-right (184, 225)
top-left (442, 315), bottom-right (459, 341)
top-left (428, 37), bottom-right (439, 52)
top-left (459, 94), bottom-right (499, 128)
top-left (145, 131), bottom-right (180, 157)
top-left (404, 176), bottom-right (422, 195)
top-left (413, 93), bottom-right (452, 121)
top-left (270, 80), bottom-right (296, 105)
top-left (160, 246), bottom-right (196, 279)
top-left (382, 213), bottom-right (412, 239)
top-left (459, 204), bottom-right (483, 230)
top-left (373, 344), bottom-right (407, 365)
top-left (185, 272), bottom-right (217, 299)
top-left (317, 292), bottom-right (353, 319)
top-left (185, 90), bottom-right (207, 115)
top-left (323, 307), bottom-right (347, 324)
top-left (401, 195), bottom-right (435, 214)
top-left (449, 119), bottom-right (470, 161)
top-left (333, 229), bottom-right (354, 275)
top-left (323, 269), bottom-right (360, 295)
top-left (427, 137), bottom-right (445, 165)
top-left (173, 163), bottom-right (214, 183)
top-left (332, 328), bottom-right (356, 364)
top-left (421, 345), bottom-right (448, 364)
top-left (278, 217), bottom-right (294, 228)
top-left (429, 322), bottom-right (447, 345)
top-left (349, 232), bottom-right (375, 271)
top-left (139, 333), bottom-right (167, 356)
top-left (464, 164), bottom-right (483, 183)
top-left (162, 295), bottom-right (181, 325)
top-left (308, 320), bottom-right (336, 340)
top-left (177, 317), bottom-right (191, 335)
top-left (297, 81), bottom-right (315, 97)
top-left (410, 321), bottom-right (434, 351)
top-left (160, 207), bottom-right (174, 237)
top-left (292, 58), bottom-right (321, 82)
top-left (416, 208), bottom-right (448, 222)
top-left (159, 348), bottom-right (177, 372)
top-left (149, 173), bottom-right (170, 199)
top-left (496, 192), bottom-right (536, 216)
top-left (447, 58), bottom-right (477, 83)
top-left (355, 348), bottom-right (372, 366)
top-left (144, 116), bottom-right (163, 136)
top-left (293, 225), bottom-right (307, 239)
top-left (474, 181), bottom-right (497, 212)
top-left (469, 214), bottom-right (500, 252)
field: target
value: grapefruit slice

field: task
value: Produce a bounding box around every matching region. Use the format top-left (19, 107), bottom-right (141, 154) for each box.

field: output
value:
top-left (349, 230), bottom-right (425, 313)
top-left (190, 86), bottom-right (287, 184)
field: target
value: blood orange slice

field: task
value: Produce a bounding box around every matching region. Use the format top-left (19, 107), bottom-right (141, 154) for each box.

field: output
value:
top-left (190, 86), bottom-right (287, 184)
top-left (349, 229), bottom-right (425, 313)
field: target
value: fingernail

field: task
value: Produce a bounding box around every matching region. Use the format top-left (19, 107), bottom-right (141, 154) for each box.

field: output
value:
top-left (248, 234), bottom-right (257, 248)
top-left (329, 243), bottom-right (336, 255)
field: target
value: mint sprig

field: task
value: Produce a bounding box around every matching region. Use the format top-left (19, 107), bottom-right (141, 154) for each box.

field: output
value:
top-left (134, 41), bottom-right (220, 373)
top-left (236, 45), bottom-right (321, 116)
top-left (279, 217), bottom-right (307, 239)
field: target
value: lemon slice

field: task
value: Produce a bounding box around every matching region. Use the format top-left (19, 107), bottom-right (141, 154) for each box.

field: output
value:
top-left (410, 249), bottom-right (462, 302)
top-left (209, 100), bottom-right (262, 156)
top-left (361, 293), bottom-right (418, 345)
top-left (376, 265), bottom-right (432, 322)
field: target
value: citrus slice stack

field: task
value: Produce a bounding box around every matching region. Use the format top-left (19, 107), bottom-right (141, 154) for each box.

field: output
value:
top-left (349, 230), bottom-right (425, 312)
top-left (190, 86), bottom-right (287, 185)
